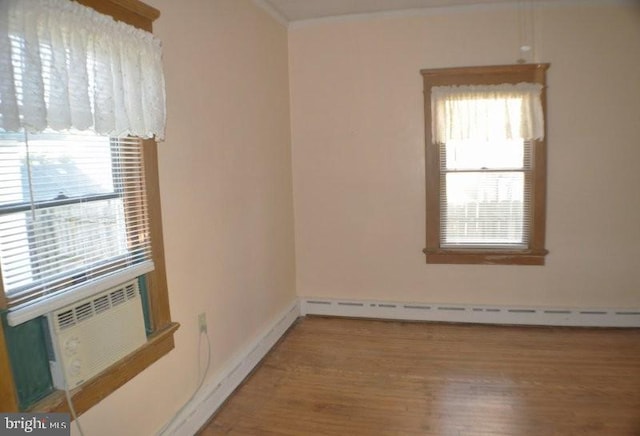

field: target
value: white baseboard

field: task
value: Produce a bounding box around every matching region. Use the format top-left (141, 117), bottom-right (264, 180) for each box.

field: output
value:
top-left (159, 299), bottom-right (301, 436)
top-left (300, 297), bottom-right (640, 328)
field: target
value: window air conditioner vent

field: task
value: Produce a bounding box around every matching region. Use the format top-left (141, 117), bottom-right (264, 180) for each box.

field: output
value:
top-left (125, 283), bottom-right (136, 299)
top-left (75, 302), bottom-right (93, 322)
top-left (94, 295), bottom-right (110, 314)
top-left (57, 310), bottom-right (76, 330)
top-left (110, 288), bottom-right (126, 306)
top-left (47, 279), bottom-right (147, 389)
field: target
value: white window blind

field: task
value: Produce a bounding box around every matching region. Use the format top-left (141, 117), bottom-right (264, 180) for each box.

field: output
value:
top-left (0, 130), bottom-right (153, 324)
top-left (440, 138), bottom-right (532, 248)
top-left (433, 83), bottom-right (541, 249)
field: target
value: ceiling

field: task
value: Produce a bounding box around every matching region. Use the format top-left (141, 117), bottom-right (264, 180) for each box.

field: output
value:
top-left (261, 0), bottom-right (520, 22)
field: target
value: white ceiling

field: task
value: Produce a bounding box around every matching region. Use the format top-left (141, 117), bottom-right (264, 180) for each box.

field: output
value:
top-left (261, 0), bottom-right (520, 22)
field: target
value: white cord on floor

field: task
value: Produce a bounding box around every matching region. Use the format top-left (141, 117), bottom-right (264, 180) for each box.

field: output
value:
top-left (64, 379), bottom-right (85, 436)
top-left (159, 329), bottom-right (211, 434)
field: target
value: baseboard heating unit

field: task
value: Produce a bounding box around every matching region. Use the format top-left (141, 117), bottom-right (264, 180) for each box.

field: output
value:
top-left (300, 298), bottom-right (640, 328)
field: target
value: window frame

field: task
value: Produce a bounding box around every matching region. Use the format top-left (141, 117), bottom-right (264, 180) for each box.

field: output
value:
top-left (421, 64), bottom-right (550, 266)
top-left (0, 0), bottom-right (178, 416)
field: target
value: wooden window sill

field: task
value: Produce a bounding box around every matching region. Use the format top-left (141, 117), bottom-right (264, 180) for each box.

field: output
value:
top-left (27, 322), bottom-right (179, 416)
top-left (424, 249), bottom-right (548, 266)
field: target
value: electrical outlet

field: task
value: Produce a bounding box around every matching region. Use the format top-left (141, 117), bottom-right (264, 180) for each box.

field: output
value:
top-left (198, 312), bottom-right (207, 333)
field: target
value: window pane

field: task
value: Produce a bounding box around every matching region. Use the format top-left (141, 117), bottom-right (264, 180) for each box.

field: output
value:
top-left (442, 172), bottom-right (528, 248)
top-left (0, 199), bottom-right (128, 293)
top-left (444, 139), bottom-right (525, 170)
top-left (0, 131), bottom-right (115, 206)
top-left (0, 131), bottom-right (151, 304)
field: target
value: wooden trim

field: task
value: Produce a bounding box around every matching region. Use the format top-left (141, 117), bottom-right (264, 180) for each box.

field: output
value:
top-left (0, 286), bottom-right (6, 310)
top-left (421, 64), bottom-right (550, 265)
top-left (74, 0), bottom-right (160, 31)
top-left (420, 63), bottom-right (549, 77)
top-left (0, 245), bottom-right (6, 310)
top-left (0, 321), bottom-right (19, 412)
top-left (423, 84), bottom-right (440, 256)
top-left (28, 322), bottom-right (179, 415)
top-left (142, 139), bottom-right (172, 331)
top-left (423, 249), bottom-right (548, 266)
top-left (532, 83), bottom-right (548, 251)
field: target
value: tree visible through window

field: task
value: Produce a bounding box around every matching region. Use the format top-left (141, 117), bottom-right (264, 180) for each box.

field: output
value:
top-left (421, 64), bottom-right (549, 265)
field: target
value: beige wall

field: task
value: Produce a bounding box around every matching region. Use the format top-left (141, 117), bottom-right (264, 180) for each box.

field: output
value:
top-left (76, 1), bottom-right (296, 434)
top-left (289, 2), bottom-right (640, 308)
top-left (69, 1), bottom-right (640, 434)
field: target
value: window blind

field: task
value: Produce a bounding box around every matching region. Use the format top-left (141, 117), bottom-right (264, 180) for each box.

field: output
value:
top-left (0, 130), bottom-right (153, 324)
top-left (440, 139), bottom-right (532, 248)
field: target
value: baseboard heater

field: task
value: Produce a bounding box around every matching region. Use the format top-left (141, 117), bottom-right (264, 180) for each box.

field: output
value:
top-left (300, 298), bottom-right (640, 327)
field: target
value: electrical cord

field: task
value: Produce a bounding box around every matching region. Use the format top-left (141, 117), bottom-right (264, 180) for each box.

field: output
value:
top-left (60, 327), bottom-right (210, 435)
top-left (159, 328), bottom-right (211, 434)
top-left (62, 327), bottom-right (210, 436)
top-left (64, 377), bottom-right (85, 436)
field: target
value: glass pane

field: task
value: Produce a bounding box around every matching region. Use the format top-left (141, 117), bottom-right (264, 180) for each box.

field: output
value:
top-left (0, 130), bottom-right (133, 298)
top-left (442, 172), bottom-right (527, 247)
top-left (0, 133), bottom-right (24, 205)
top-left (444, 139), bottom-right (525, 170)
top-left (0, 130), bottom-right (115, 206)
top-left (0, 198), bottom-right (129, 294)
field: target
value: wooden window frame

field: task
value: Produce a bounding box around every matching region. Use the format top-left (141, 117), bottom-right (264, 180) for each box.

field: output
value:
top-left (421, 64), bottom-right (550, 266)
top-left (0, 0), bottom-right (179, 416)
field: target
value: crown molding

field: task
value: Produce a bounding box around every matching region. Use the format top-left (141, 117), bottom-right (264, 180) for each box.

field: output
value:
top-left (252, 0), bottom-right (289, 27)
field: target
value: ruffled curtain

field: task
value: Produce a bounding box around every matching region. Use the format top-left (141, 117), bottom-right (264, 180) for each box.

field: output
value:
top-left (0, 0), bottom-right (166, 140)
top-left (431, 83), bottom-right (544, 144)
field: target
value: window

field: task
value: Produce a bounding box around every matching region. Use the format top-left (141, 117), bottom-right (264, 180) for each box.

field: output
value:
top-left (421, 64), bottom-right (549, 265)
top-left (0, 0), bottom-right (177, 416)
top-left (0, 130), bottom-right (152, 313)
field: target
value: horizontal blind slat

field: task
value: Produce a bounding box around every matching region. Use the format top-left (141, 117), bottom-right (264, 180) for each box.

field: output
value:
top-left (0, 129), bottom-right (153, 311)
top-left (440, 140), bottom-right (533, 248)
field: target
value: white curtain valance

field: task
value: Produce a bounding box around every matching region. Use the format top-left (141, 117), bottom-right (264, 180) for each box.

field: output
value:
top-left (0, 0), bottom-right (166, 140)
top-left (431, 83), bottom-right (544, 144)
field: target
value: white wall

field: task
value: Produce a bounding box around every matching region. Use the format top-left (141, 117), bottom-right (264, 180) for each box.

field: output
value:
top-left (75, 1), bottom-right (296, 434)
top-left (289, 2), bottom-right (640, 308)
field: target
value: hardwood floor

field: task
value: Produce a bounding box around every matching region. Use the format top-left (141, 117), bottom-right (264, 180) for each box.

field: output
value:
top-left (199, 316), bottom-right (640, 435)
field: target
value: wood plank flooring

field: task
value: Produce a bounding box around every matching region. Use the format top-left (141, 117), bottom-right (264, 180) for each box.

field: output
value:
top-left (199, 316), bottom-right (640, 435)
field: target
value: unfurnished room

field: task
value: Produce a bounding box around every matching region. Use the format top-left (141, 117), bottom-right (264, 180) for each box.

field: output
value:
top-left (0, 0), bottom-right (639, 435)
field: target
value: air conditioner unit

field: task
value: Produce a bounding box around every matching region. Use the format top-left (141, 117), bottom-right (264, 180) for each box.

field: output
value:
top-left (46, 279), bottom-right (147, 390)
